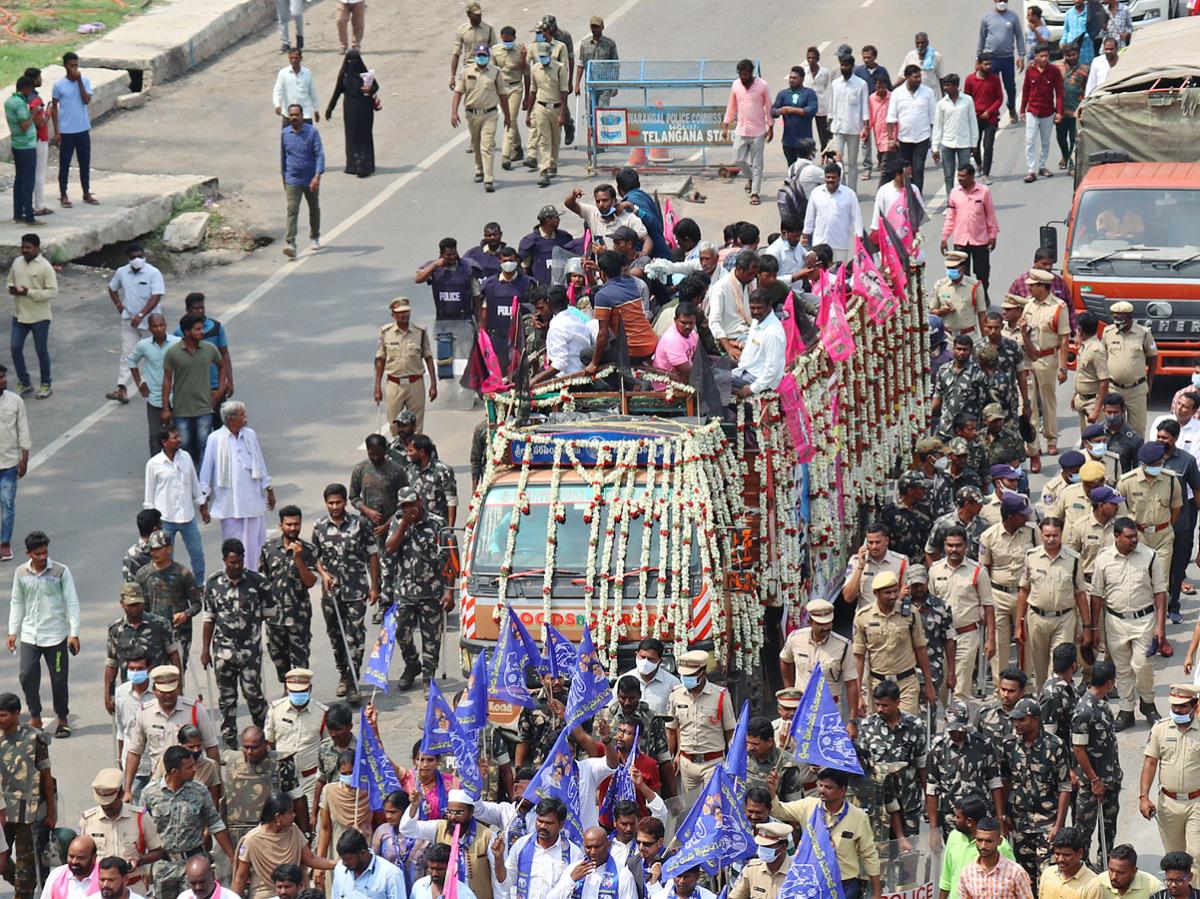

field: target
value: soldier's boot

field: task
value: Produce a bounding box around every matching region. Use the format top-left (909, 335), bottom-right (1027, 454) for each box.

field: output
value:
top-left (396, 663), bottom-right (421, 691)
top-left (346, 682), bottom-right (362, 705)
top-left (336, 678), bottom-right (348, 698)
top-left (1114, 710), bottom-right (1135, 732)
top-left (1141, 699), bottom-right (1161, 725)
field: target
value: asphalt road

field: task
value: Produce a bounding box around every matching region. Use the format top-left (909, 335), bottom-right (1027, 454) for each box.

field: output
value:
top-left (0, 0), bottom-right (1189, 878)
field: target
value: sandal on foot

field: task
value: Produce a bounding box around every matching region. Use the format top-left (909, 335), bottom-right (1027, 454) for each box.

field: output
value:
top-left (749, 194), bottom-right (761, 205)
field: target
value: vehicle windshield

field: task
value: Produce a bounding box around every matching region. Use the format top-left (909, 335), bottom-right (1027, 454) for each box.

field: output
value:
top-left (1069, 188), bottom-right (1200, 276)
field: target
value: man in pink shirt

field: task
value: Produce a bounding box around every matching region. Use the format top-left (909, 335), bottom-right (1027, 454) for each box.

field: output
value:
top-left (651, 301), bottom-right (699, 383)
top-left (720, 59), bottom-right (773, 207)
top-left (939, 161), bottom-right (999, 300)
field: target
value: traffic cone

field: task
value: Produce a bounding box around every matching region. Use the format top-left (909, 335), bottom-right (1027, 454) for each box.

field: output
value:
top-left (627, 147), bottom-right (647, 165)
top-left (648, 147), bottom-right (673, 163)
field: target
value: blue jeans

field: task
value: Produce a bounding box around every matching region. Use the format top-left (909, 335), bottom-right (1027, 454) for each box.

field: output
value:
top-left (174, 414), bottom-right (213, 471)
top-left (992, 56), bottom-right (1018, 116)
top-left (11, 317), bottom-right (51, 387)
top-left (0, 467), bottom-right (17, 546)
top-left (58, 130), bottom-right (91, 196)
top-left (11, 147), bottom-right (36, 222)
top-left (162, 517), bottom-right (205, 583)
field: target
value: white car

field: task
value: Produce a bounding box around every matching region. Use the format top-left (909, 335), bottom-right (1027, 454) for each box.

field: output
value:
top-left (1024, 0), bottom-right (1173, 45)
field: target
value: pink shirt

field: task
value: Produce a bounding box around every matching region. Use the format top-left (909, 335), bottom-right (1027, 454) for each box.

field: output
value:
top-left (724, 77), bottom-right (772, 138)
top-left (942, 182), bottom-right (999, 247)
top-left (868, 92), bottom-right (891, 149)
top-left (652, 324), bottom-right (699, 378)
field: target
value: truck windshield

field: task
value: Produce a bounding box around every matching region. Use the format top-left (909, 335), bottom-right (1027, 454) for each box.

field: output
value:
top-left (471, 483), bottom-right (675, 576)
top-left (1069, 188), bottom-right (1200, 276)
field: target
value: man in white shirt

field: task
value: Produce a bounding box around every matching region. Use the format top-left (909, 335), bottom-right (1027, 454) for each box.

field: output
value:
top-left (651, 868), bottom-right (716, 899)
top-left (886, 64), bottom-right (938, 192)
top-left (97, 856), bottom-right (147, 899)
top-left (931, 73), bottom-right (979, 196)
top-left (763, 219), bottom-right (807, 283)
top-left (411, 842), bottom-right (477, 899)
top-left (112, 655), bottom-right (154, 799)
top-left (732, 291), bottom-right (787, 398)
top-left (498, 798), bottom-right (584, 899)
top-left (610, 636), bottom-right (680, 715)
top-left (1085, 37), bottom-right (1120, 98)
top-left (806, 47), bottom-right (832, 149)
top-left (40, 836), bottom-right (99, 899)
top-left (474, 769), bottom-right (537, 843)
top-left (198, 401), bottom-right (275, 572)
top-left (564, 185), bottom-right (651, 254)
top-left (828, 55), bottom-right (869, 188)
top-left (144, 425), bottom-right (207, 583)
top-left (803, 165), bottom-right (862, 264)
top-left (705, 250), bottom-right (759, 360)
top-left (330, 831), bottom-right (407, 899)
top-left (547, 827), bottom-right (637, 899)
top-left (178, 855), bottom-right (242, 899)
top-left (273, 48), bottom-right (320, 122)
top-left (106, 243), bottom-right (165, 406)
top-left (900, 32), bottom-right (944, 95)
top-left (533, 289), bottom-right (593, 384)
top-left (397, 788), bottom-right (499, 895)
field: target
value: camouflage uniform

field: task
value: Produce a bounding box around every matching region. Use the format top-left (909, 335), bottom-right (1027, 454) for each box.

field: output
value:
top-left (386, 440), bottom-right (420, 481)
top-left (935, 362), bottom-right (987, 438)
top-left (220, 749), bottom-right (284, 849)
top-left (983, 425), bottom-right (1027, 467)
top-left (317, 737), bottom-right (355, 786)
top-left (1038, 675), bottom-right (1082, 743)
top-left (925, 473), bottom-right (955, 521)
top-left (877, 502), bottom-right (933, 563)
top-left (597, 701), bottom-right (672, 768)
top-left (106, 612), bottom-right (180, 673)
top-left (134, 562), bottom-right (202, 669)
top-left (975, 336), bottom-right (1024, 379)
top-left (517, 688), bottom-right (569, 766)
top-left (0, 725), bottom-right (50, 899)
top-left (976, 700), bottom-right (1017, 748)
top-left (857, 712), bottom-right (927, 839)
top-left (1003, 730), bottom-right (1072, 887)
top-left (982, 367), bottom-right (1021, 424)
top-left (389, 511), bottom-right (449, 681)
top-left (747, 747), bottom-right (805, 801)
top-left (410, 460), bottom-right (458, 523)
top-left (1070, 691), bottom-right (1121, 860)
top-left (123, 538), bottom-right (153, 583)
top-left (204, 569), bottom-right (275, 744)
top-left (925, 510), bottom-right (988, 560)
top-left (258, 537), bottom-right (317, 683)
top-left (914, 595), bottom-right (954, 693)
top-left (312, 514), bottom-right (378, 683)
top-left (140, 778), bottom-right (227, 899)
top-left (925, 731), bottom-right (1003, 835)
top-left (962, 439), bottom-right (993, 484)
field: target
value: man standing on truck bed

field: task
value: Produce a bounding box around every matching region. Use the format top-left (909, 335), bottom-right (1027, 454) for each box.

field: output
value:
top-left (1102, 301), bottom-right (1158, 438)
top-left (666, 650), bottom-right (736, 806)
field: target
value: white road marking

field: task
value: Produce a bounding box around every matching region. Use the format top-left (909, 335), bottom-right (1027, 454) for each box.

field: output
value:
top-left (861, 0), bottom-right (876, 7)
top-left (817, 41), bottom-right (830, 53)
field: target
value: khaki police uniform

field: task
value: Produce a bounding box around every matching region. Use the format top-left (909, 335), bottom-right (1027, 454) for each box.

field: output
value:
top-left (528, 56), bottom-right (568, 177)
top-left (1019, 546), bottom-right (1085, 688)
top-left (932, 276), bottom-right (984, 336)
top-left (453, 21), bottom-right (498, 68)
top-left (1048, 481), bottom-right (1099, 533)
top-left (1073, 335), bottom-right (1109, 433)
top-left (979, 495), bottom-right (1005, 528)
top-left (1066, 512), bottom-right (1115, 587)
top-left (1024, 292), bottom-right (1070, 448)
top-left (263, 695), bottom-right (326, 805)
top-left (491, 42), bottom-right (527, 162)
top-left (1038, 474), bottom-right (1075, 521)
top-left (848, 550), bottom-right (908, 610)
top-left (456, 61), bottom-right (504, 184)
top-left (779, 627), bottom-right (853, 694)
top-left (376, 318), bottom-right (432, 433)
top-left (772, 796), bottom-right (881, 882)
top-left (1118, 467), bottom-right (1182, 577)
top-left (929, 557), bottom-right (993, 701)
top-left (852, 603), bottom-right (927, 715)
top-left (667, 672), bottom-right (737, 803)
top-left (729, 855), bottom-right (792, 899)
top-left (1091, 544), bottom-right (1166, 712)
top-left (979, 522), bottom-right (1041, 686)
top-left (78, 803), bottom-right (162, 888)
top-left (126, 696), bottom-right (221, 777)
top-left (1102, 323), bottom-right (1158, 436)
top-left (1146, 706), bottom-right (1200, 882)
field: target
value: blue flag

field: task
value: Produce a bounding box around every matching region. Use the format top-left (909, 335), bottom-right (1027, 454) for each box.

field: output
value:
top-left (488, 607), bottom-right (540, 708)
top-left (780, 808), bottom-right (845, 899)
top-left (455, 650), bottom-right (489, 743)
top-left (598, 726), bottom-right (639, 822)
top-left (544, 623), bottom-right (579, 679)
top-left (511, 609), bottom-right (548, 674)
top-left (787, 664), bottom-right (863, 775)
top-left (360, 605), bottom-right (398, 691)
top-left (521, 727), bottom-right (583, 844)
top-left (421, 680), bottom-right (459, 756)
top-left (352, 707), bottom-right (402, 811)
top-left (563, 624), bottom-right (610, 730)
top-left (724, 700), bottom-right (750, 793)
top-left (662, 766), bottom-right (754, 878)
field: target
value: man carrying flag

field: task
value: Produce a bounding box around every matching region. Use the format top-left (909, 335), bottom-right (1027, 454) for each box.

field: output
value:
top-left (495, 797), bottom-right (584, 899)
top-left (598, 722), bottom-right (669, 823)
top-left (667, 650), bottom-right (738, 805)
top-left (399, 789), bottom-right (499, 899)
top-left (729, 822), bottom-right (793, 899)
top-left (598, 676), bottom-right (676, 800)
top-left (547, 826), bottom-right (638, 899)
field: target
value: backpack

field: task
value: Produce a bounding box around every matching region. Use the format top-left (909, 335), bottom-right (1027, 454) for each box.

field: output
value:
top-left (777, 171), bottom-right (808, 228)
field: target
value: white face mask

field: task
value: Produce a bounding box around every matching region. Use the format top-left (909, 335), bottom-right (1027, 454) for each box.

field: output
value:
top-left (995, 1), bottom-right (1008, 9)
top-left (635, 657), bottom-right (658, 676)
top-left (129, 257), bottom-right (145, 271)
top-left (500, 260), bottom-right (519, 274)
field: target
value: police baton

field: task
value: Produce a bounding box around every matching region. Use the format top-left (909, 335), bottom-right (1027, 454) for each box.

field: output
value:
top-left (1096, 795), bottom-right (1108, 867)
top-left (328, 583), bottom-right (365, 696)
top-left (975, 635), bottom-right (987, 699)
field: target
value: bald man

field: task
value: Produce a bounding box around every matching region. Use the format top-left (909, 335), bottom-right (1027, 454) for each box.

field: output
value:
top-left (40, 837), bottom-right (99, 899)
top-left (177, 857), bottom-right (240, 899)
top-left (548, 827), bottom-right (638, 899)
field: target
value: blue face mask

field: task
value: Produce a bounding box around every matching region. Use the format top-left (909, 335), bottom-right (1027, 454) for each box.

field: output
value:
top-left (1068, 473), bottom-right (1081, 483)
top-left (1192, 373), bottom-right (1200, 388)
top-left (1146, 465), bottom-right (1164, 476)
top-left (535, 32), bottom-right (545, 41)
top-left (538, 56), bottom-right (551, 66)
top-left (339, 773), bottom-right (356, 787)
top-left (289, 691), bottom-right (310, 707)
top-left (503, 40), bottom-right (515, 49)
top-left (757, 846), bottom-right (780, 863)
top-left (1173, 712), bottom-right (1194, 726)
top-left (680, 673), bottom-right (701, 690)
top-left (946, 269), bottom-right (961, 280)
top-left (1090, 442), bottom-right (1108, 456)
top-left (475, 55), bottom-right (490, 65)
top-left (128, 669), bottom-right (149, 685)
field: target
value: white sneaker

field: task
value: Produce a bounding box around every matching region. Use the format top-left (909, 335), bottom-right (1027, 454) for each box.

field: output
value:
top-left (312, 238), bottom-right (321, 251)
top-left (282, 243), bottom-right (296, 258)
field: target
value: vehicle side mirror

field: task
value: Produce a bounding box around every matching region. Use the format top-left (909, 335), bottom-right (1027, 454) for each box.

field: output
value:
top-left (1039, 225), bottom-right (1058, 260)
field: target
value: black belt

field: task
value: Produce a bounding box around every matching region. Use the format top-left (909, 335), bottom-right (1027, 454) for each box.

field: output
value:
top-left (870, 668), bottom-right (916, 681)
top-left (466, 106), bottom-right (498, 114)
top-left (165, 847), bottom-right (207, 862)
top-left (993, 582), bottom-right (1018, 592)
top-left (1029, 605), bottom-right (1073, 619)
top-left (538, 100), bottom-right (562, 108)
top-left (1077, 392), bottom-right (1096, 400)
top-left (1114, 377), bottom-right (1147, 389)
top-left (1106, 604), bottom-right (1155, 621)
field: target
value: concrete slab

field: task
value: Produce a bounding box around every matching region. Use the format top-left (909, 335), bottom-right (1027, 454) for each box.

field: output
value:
top-left (78, 0), bottom-right (275, 85)
top-left (0, 67), bottom-right (130, 161)
top-left (0, 168), bottom-right (217, 264)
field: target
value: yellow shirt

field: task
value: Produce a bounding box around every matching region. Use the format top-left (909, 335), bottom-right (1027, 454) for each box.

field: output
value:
top-left (1020, 547), bottom-right (1085, 613)
top-left (851, 603), bottom-right (927, 676)
top-left (5, 255), bottom-right (57, 324)
top-left (1090, 544), bottom-right (1167, 614)
top-left (1079, 871), bottom-right (1164, 899)
top-left (1039, 865), bottom-right (1099, 899)
top-left (928, 557), bottom-right (994, 628)
top-left (979, 522), bottom-right (1041, 591)
top-left (1065, 513), bottom-right (1114, 582)
top-left (1101, 323), bottom-right (1157, 388)
top-left (772, 797), bottom-right (881, 880)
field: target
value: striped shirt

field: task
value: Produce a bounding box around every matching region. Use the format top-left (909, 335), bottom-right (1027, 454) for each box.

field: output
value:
top-left (958, 857), bottom-right (1033, 899)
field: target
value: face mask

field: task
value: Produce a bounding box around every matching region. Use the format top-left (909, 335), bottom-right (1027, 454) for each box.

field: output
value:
top-left (191, 750), bottom-right (203, 761)
top-left (1090, 442), bottom-right (1107, 456)
top-left (680, 673), bottom-right (701, 690)
top-left (129, 257), bottom-right (145, 271)
top-left (475, 55), bottom-right (490, 65)
top-left (500, 260), bottom-right (519, 274)
top-left (128, 669), bottom-right (149, 685)
top-left (600, 206), bottom-right (617, 219)
top-left (1145, 465), bottom-right (1164, 477)
top-left (503, 40), bottom-right (515, 49)
top-left (1173, 712), bottom-right (1194, 726)
top-left (538, 56), bottom-right (551, 66)
top-left (946, 269), bottom-right (960, 280)
top-left (996, 1), bottom-right (1007, 9)
top-left (635, 657), bottom-right (658, 676)
top-left (339, 774), bottom-right (356, 787)
top-left (1105, 416), bottom-right (1123, 428)
top-left (1191, 374), bottom-right (1200, 388)
top-left (288, 690), bottom-right (310, 707)
top-left (757, 846), bottom-right (780, 863)
top-left (934, 457), bottom-right (950, 472)
top-left (1068, 473), bottom-right (1081, 484)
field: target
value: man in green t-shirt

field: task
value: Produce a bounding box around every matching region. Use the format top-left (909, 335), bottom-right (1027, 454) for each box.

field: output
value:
top-left (161, 312), bottom-right (225, 468)
top-left (5, 76), bottom-right (40, 225)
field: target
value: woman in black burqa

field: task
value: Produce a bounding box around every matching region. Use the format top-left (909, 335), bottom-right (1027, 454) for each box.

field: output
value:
top-left (325, 49), bottom-right (378, 177)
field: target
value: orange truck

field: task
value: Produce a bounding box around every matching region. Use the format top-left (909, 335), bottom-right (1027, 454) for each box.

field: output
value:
top-left (1048, 18), bottom-right (1200, 374)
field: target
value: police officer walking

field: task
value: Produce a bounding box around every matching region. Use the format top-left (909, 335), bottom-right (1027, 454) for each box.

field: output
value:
top-left (449, 3), bottom-right (497, 90)
top-left (1103, 300), bottom-right (1158, 437)
top-left (78, 768), bottom-right (164, 890)
top-left (373, 297), bottom-right (436, 436)
top-left (929, 527), bottom-right (996, 700)
top-left (1002, 698), bottom-right (1072, 887)
top-left (1019, 268), bottom-right (1070, 457)
top-left (778, 598), bottom-right (858, 714)
top-left (1071, 659), bottom-right (1120, 865)
top-left (852, 571), bottom-right (937, 714)
top-left (452, 43), bottom-right (511, 193)
top-left (979, 492), bottom-right (1041, 684)
top-left (263, 669), bottom-right (325, 833)
top-left (857, 681), bottom-right (927, 843)
top-left (133, 532), bottom-right (202, 671)
top-left (104, 584), bottom-right (181, 709)
top-left (666, 650), bottom-right (737, 804)
top-left (925, 699), bottom-right (1004, 839)
top-left (1142, 685), bottom-right (1200, 883)
top-left (842, 523), bottom-right (909, 611)
top-left (1015, 516), bottom-right (1088, 689)
top-left (525, 42), bottom-right (568, 188)
top-left (492, 27), bottom-right (528, 168)
top-left (930, 251), bottom-right (985, 337)
top-left (1118, 441), bottom-right (1182, 591)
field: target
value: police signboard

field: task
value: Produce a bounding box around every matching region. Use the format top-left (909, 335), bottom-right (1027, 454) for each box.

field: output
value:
top-left (594, 106), bottom-right (732, 148)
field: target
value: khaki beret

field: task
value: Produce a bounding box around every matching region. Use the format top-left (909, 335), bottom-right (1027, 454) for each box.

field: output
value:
top-left (871, 570), bottom-right (899, 591)
top-left (677, 650), bottom-right (709, 673)
top-left (150, 664), bottom-right (180, 690)
top-left (1110, 300), bottom-right (1134, 314)
top-left (285, 668), bottom-right (314, 686)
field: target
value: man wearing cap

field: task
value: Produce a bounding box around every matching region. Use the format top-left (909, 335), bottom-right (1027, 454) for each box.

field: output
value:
top-left (908, 565), bottom-right (954, 702)
top-left (400, 787), bottom-right (498, 899)
top-left (771, 688), bottom-right (803, 749)
top-left (1003, 697), bottom-right (1072, 885)
top-left (1073, 311), bottom-right (1110, 433)
top-left (729, 822), bottom-right (792, 899)
top-left (1103, 300), bottom-right (1158, 437)
top-left (1141, 685), bottom-right (1200, 879)
top-left (1081, 423), bottom-right (1120, 485)
top-left (934, 335), bottom-right (987, 440)
top-left (374, 297), bottom-right (436, 437)
top-left (1091, 516), bottom-right (1166, 730)
top-left (452, 44), bottom-right (510, 193)
top-left (1039, 451), bottom-right (1085, 519)
top-left (575, 17), bottom-right (617, 111)
top-left (1019, 268), bottom-right (1070, 457)
top-left (1069, 659), bottom-right (1120, 863)
top-left (1118, 442), bottom-right (1182, 597)
top-left (79, 769), bottom-right (164, 887)
top-left (844, 522), bottom-right (909, 610)
top-left (491, 27), bottom-right (528, 169)
top-left (264, 669), bottom-right (325, 830)
top-left (927, 487), bottom-right (987, 564)
top-left (1016, 517), bottom-right (1088, 689)
top-left (1051, 461), bottom-right (1110, 538)
top-left (667, 650), bottom-right (737, 803)
top-left (385, 487), bottom-right (451, 693)
top-left (981, 406), bottom-right (1025, 471)
top-left (388, 409), bottom-right (420, 476)
top-left (770, 768), bottom-right (882, 899)
top-left (450, 4), bottom-right (497, 90)
top-left (104, 584), bottom-right (181, 713)
top-left (780, 598), bottom-right (857, 712)
top-left (525, 41), bottom-right (568, 187)
top-left (979, 464), bottom-right (1021, 527)
top-left (853, 570), bottom-right (937, 714)
top-left (134, 530), bottom-right (202, 672)
top-left (926, 700), bottom-right (1004, 839)
top-left (979, 493), bottom-right (1040, 684)
top-left (930, 527), bottom-right (995, 701)
top-left (880, 474), bottom-right (935, 564)
top-left (931, 252), bottom-right (985, 338)
top-left (519, 207), bottom-right (575, 284)
top-left (221, 725), bottom-right (287, 848)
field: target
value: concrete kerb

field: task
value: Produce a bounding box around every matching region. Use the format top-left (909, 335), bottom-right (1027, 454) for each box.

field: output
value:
top-left (0, 67), bottom-right (130, 161)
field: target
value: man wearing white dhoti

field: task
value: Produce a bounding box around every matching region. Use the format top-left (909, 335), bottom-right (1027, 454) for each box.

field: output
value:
top-left (198, 401), bottom-right (275, 571)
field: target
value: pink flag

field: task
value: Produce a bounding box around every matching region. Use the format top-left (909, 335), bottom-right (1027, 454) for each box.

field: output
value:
top-left (782, 291), bottom-right (806, 364)
top-left (478, 331), bottom-right (506, 394)
top-left (662, 198), bottom-right (679, 249)
top-left (444, 823), bottom-right (461, 899)
top-left (813, 267), bottom-right (833, 329)
top-left (879, 227), bottom-right (909, 299)
top-left (852, 237), bottom-right (899, 324)
top-left (884, 194), bottom-right (916, 257)
top-left (583, 228), bottom-right (593, 256)
top-left (818, 266), bottom-right (855, 363)
top-left (777, 374), bottom-right (816, 463)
